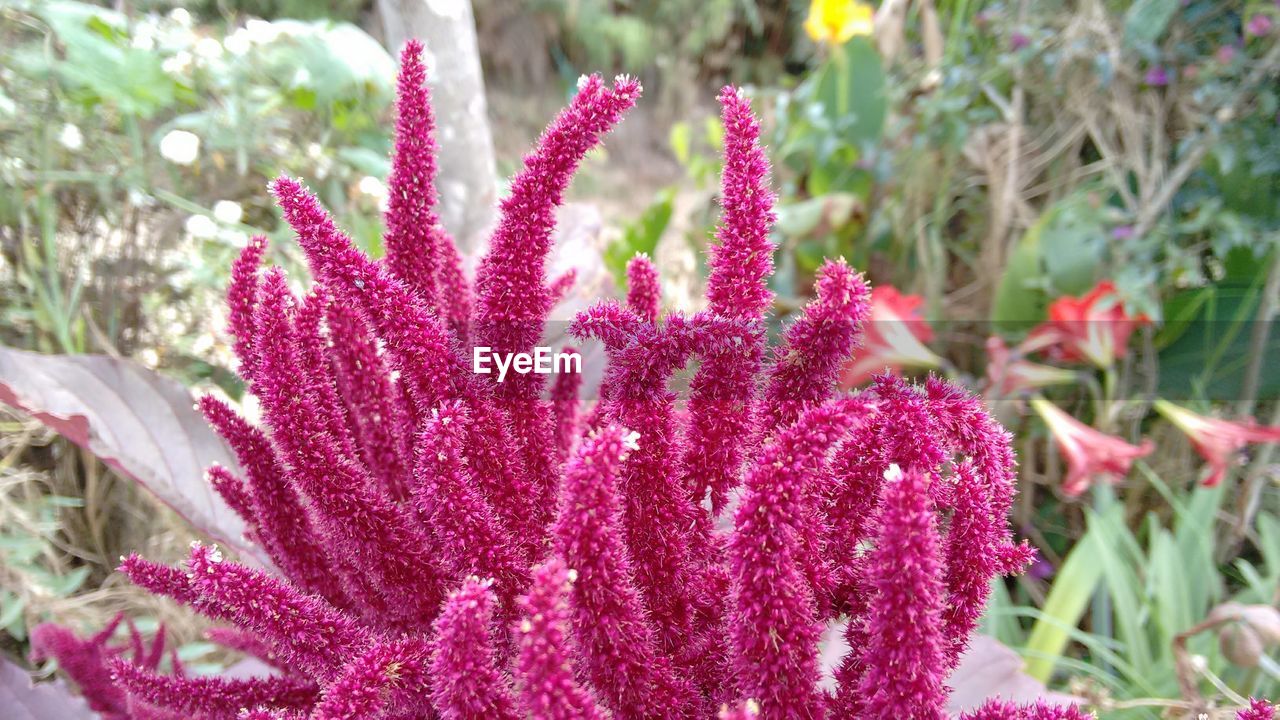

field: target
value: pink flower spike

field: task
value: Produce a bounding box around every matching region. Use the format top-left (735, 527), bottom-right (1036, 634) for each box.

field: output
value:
top-left (730, 395), bottom-right (872, 718)
top-left (226, 235), bottom-right (268, 384)
top-left (553, 424), bottom-right (698, 718)
top-left (313, 637), bottom-right (434, 720)
top-left (763, 258), bottom-right (870, 431)
top-left (412, 401), bottom-right (527, 604)
top-left (514, 559), bottom-right (611, 720)
top-left (110, 660), bottom-right (319, 717)
top-left (474, 73), bottom-right (641, 358)
top-left (185, 542), bottom-right (370, 682)
top-left (845, 466), bottom-right (948, 720)
top-left (959, 699), bottom-right (1093, 719)
top-left (252, 268), bottom-right (446, 626)
top-left (942, 462), bottom-right (1035, 669)
top-left (206, 464), bottom-right (254, 529)
top-left (118, 554), bottom-right (203, 608)
top-left (325, 298), bottom-right (413, 499)
top-left (1030, 396), bottom-right (1153, 496)
top-left (29, 621), bottom-right (128, 718)
top-left (1239, 698), bottom-right (1277, 720)
top-left (197, 396), bottom-right (345, 606)
top-left (1155, 399), bottom-right (1280, 486)
top-left (842, 285), bottom-right (942, 389)
top-left (707, 85), bottom-right (776, 320)
top-left (383, 38), bottom-right (460, 317)
top-left (429, 578), bottom-right (519, 720)
top-left (550, 346), bottom-right (583, 464)
top-left (271, 175), bottom-right (468, 411)
top-left (625, 253), bottom-right (661, 324)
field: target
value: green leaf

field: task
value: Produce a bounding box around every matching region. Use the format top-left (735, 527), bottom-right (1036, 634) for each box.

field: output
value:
top-left (991, 212), bottom-right (1049, 331)
top-left (604, 188), bottom-right (675, 287)
top-left (813, 37), bottom-right (886, 148)
top-left (1123, 0), bottom-right (1179, 48)
top-left (1024, 530), bottom-right (1105, 681)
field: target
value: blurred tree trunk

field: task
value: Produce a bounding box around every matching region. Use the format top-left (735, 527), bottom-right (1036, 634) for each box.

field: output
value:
top-left (376, 0), bottom-right (497, 255)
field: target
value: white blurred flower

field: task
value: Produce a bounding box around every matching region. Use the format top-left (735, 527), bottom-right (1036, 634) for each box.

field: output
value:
top-left (358, 175), bottom-right (387, 199)
top-left (0, 93), bottom-right (15, 117)
top-left (162, 51), bottom-right (193, 76)
top-left (213, 200), bottom-right (243, 225)
top-left (194, 37), bottom-right (223, 61)
top-left (292, 68), bottom-right (312, 86)
top-left (219, 229), bottom-right (249, 248)
top-left (184, 214), bottom-right (218, 239)
top-left (160, 130), bottom-right (200, 165)
top-left (131, 23), bottom-right (157, 51)
top-left (306, 142), bottom-right (324, 159)
top-left (169, 8), bottom-right (192, 26)
top-left (244, 19), bottom-right (282, 45)
top-left (58, 123), bottom-right (83, 151)
top-left (223, 29), bottom-right (251, 56)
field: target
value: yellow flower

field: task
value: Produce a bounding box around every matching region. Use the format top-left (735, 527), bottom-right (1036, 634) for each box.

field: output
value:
top-left (804, 0), bottom-right (875, 45)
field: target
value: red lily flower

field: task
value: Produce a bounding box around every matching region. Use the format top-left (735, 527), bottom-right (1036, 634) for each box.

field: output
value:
top-left (1027, 281), bottom-right (1149, 368)
top-left (842, 286), bottom-right (942, 388)
top-left (1030, 396), bottom-right (1154, 496)
top-left (983, 336), bottom-right (1077, 398)
top-left (1155, 400), bottom-right (1280, 486)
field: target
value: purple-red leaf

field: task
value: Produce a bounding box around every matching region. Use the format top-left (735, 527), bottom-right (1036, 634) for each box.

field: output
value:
top-left (0, 348), bottom-right (252, 557)
top-left (1, 658), bottom-right (96, 720)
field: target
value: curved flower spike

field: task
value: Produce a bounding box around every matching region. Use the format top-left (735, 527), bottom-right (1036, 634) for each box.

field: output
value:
top-left (226, 235), bottom-right (268, 384)
top-left (1030, 395), bottom-right (1153, 496)
top-left (412, 402), bottom-right (527, 604)
top-left (185, 543), bottom-right (370, 683)
top-left (763, 259), bottom-right (870, 431)
top-left (553, 425), bottom-right (698, 718)
top-left (682, 85), bottom-right (775, 514)
top-left (730, 395), bottom-right (872, 718)
top-left (1239, 699), bottom-right (1277, 720)
top-left (474, 73), bottom-right (641, 358)
top-left (625, 254), bottom-right (661, 324)
top-left (110, 660), bottom-right (318, 718)
top-left (429, 578), bottom-right (519, 720)
top-left (383, 39), bottom-right (449, 307)
top-left (29, 618), bottom-right (129, 718)
top-left (842, 467), bottom-right (947, 720)
top-left (197, 396), bottom-right (343, 605)
top-left (706, 85), bottom-right (775, 321)
top-left (271, 175), bottom-right (468, 411)
top-left (313, 637), bottom-right (433, 720)
top-left (514, 559), bottom-right (611, 720)
top-left (1155, 399), bottom-right (1280, 487)
top-left (959, 699), bottom-right (1093, 720)
top-left (550, 346), bottom-right (584, 464)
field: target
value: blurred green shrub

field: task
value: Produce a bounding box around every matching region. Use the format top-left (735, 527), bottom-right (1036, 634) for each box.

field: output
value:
top-left (0, 1), bottom-right (396, 393)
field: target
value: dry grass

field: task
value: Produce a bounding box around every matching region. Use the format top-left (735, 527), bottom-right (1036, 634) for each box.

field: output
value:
top-left (0, 410), bottom-right (217, 669)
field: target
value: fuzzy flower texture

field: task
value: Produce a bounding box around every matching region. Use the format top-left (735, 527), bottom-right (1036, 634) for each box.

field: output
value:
top-left (26, 41), bottom-right (1245, 720)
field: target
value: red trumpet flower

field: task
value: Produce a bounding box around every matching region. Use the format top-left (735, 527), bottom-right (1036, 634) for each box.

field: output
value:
top-left (1030, 396), bottom-right (1154, 496)
top-left (1155, 400), bottom-right (1280, 487)
top-left (842, 286), bottom-right (942, 388)
top-left (1027, 281), bottom-right (1149, 369)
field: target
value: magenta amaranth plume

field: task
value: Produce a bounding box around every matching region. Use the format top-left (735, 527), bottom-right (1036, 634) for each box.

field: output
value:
top-left (28, 40), bottom-right (1104, 720)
